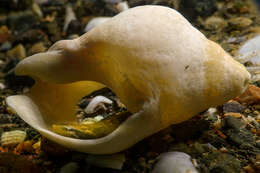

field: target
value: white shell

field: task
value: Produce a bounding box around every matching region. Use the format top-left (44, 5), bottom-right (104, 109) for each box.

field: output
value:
top-left (6, 6), bottom-right (250, 154)
top-left (152, 152), bottom-right (198, 173)
top-left (84, 95), bottom-right (113, 114)
top-left (84, 17), bottom-right (111, 32)
top-left (86, 153), bottom-right (125, 170)
top-left (1, 130), bottom-right (27, 147)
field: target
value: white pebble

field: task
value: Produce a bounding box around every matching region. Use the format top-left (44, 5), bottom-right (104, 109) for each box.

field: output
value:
top-left (152, 152), bottom-right (198, 173)
top-left (0, 83), bottom-right (6, 90)
top-left (238, 35), bottom-right (260, 65)
top-left (116, 1), bottom-right (129, 12)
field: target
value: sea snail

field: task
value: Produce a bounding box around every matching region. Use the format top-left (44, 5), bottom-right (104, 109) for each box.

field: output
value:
top-left (6, 5), bottom-right (250, 154)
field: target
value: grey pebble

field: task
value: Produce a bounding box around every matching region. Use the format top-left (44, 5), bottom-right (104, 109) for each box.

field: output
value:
top-left (223, 101), bottom-right (246, 113)
top-left (59, 162), bottom-right (79, 173)
top-left (0, 41), bottom-right (12, 51)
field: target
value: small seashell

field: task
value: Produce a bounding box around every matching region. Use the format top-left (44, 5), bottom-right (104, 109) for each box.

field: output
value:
top-left (152, 152), bottom-right (198, 173)
top-left (84, 17), bottom-right (111, 32)
top-left (63, 4), bottom-right (77, 32)
top-left (84, 95), bottom-right (113, 114)
top-left (86, 153), bottom-right (125, 170)
top-left (1, 130), bottom-right (27, 147)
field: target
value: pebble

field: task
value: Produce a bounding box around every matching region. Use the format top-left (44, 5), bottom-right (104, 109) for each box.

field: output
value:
top-left (86, 153), bottom-right (125, 170)
top-left (35, 0), bottom-right (49, 5)
top-left (226, 129), bottom-right (254, 146)
top-left (67, 20), bottom-right (82, 36)
top-left (15, 29), bottom-right (46, 43)
top-left (32, 2), bottom-right (43, 18)
top-left (253, 110), bottom-right (260, 115)
top-left (0, 82), bottom-right (6, 90)
top-left (63, 4), bottom-right (77, 32)
top-left (28, 42), bottom-right (47, 55)
top-left (179, 0), bottom-right (217, 21)
top-left (223, 116), bottom-right (244, 131)
top-left (0, 41), bottom-right (12, 51)
top-left (116, 1), bottom-right (129, 12)
top-left (152, 152), bottom-right (198, 173)
top-left (255, 140), bottom-right (260, 148)
top-left (238, 35), bottom-right (260, 65)
top-left (200, 152), bottom-right (242, 172)
top-left (0, 26), bottom-right (11, 44)
top-left (67, 34), bottom-right (79, 40)
top-left (59, 162), bottom-right (79, 173)
top-left (204, 16), bottom-right (227, 30)
top-left (235, 85), bottom-right (260, 105)
top-left (104, 0), bottom-right (121, 3)
top-left (1, 130), bottom-right (27, 147)
top-left (224, 112), bottom-right (242, 118)
top-left (7, 44), bottom-right (26, 59)
top-left (229, 17), bottom-right (253, 28)
top-left (223, 101), bottom-right (246, 113)
top-left (243, 164), bottom-right (255, 173)
top-left (7, 11), bottom-right (38, 32)
top-left (0, 59), bottom-right (4, 66)
top-left (46, 21), bottom-right (61, 41)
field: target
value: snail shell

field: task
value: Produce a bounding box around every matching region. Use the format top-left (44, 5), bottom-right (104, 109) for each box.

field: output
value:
top-left (6, 5), bottom-right (250, 154)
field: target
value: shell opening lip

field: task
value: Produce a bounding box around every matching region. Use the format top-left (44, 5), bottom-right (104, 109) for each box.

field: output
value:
top-left (10, 76), bottom-right (132, 140)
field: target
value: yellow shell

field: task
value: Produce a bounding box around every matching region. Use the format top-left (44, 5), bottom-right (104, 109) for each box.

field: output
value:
top-left (6, 5), bottom-right (250, 154)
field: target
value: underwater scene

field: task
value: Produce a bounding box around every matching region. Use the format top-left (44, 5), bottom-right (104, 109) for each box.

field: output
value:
top-left (0, 0), bottom-right (260, 172)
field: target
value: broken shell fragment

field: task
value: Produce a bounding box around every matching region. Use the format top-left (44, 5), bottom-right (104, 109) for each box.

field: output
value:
top-left (6, 6), bottom-right (250, 154)
top-left (152, 152), bottom-right (198, 173)
top-left (1, 130), bottom-right (27, 147)
top-left (84, 95), bottom-right (113, 114)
